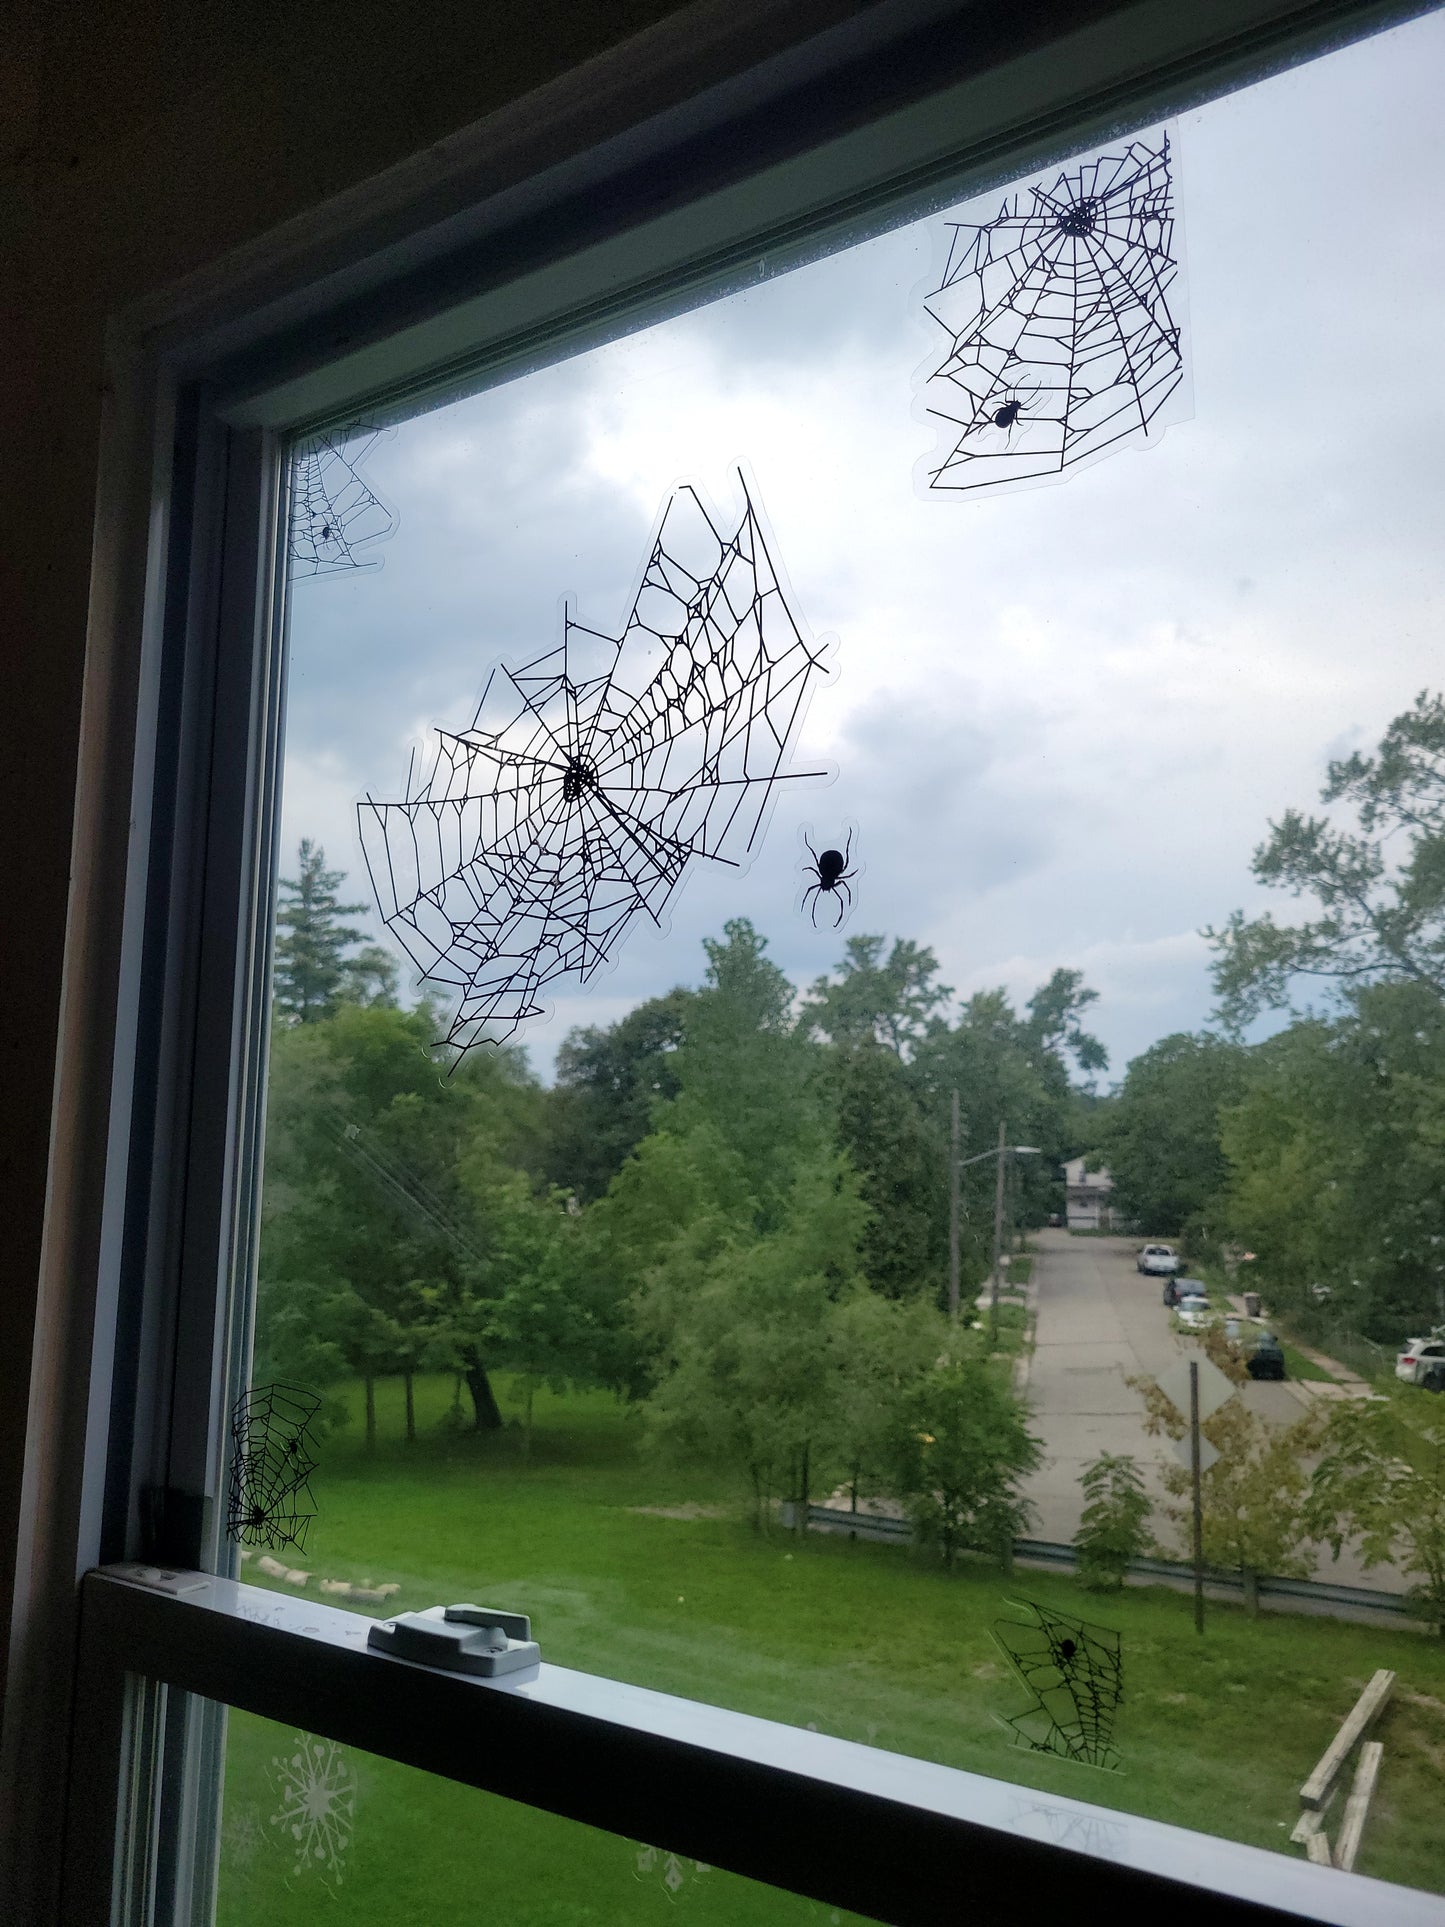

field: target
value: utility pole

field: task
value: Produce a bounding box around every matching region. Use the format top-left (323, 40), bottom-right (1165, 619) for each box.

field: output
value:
top-left (987, 1119), bottom-right (1008, 1348)
top-left (948, 1089), bottom-right (962, 1320)
top-left (1190, 1359), bottom-right (1205, 1635)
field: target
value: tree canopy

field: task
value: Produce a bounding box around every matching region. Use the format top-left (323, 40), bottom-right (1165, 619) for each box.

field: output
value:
top-left (274, 838), bottom-right (398, 1023)
top-left (1207, 691), bottom-right (1445, 1032)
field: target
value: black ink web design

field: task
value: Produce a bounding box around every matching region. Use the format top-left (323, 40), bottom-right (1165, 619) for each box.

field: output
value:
top-left (289, 424), bottom-right (395, 577)
top-left (227, 1383), bottom-right (321, 1553)
top-left (922, 133), bottom-right (1182, 495)
top-left (360, 478), bottom-right (831, 1054)
top-left (994, 1600), bottom-right (1124, 1770)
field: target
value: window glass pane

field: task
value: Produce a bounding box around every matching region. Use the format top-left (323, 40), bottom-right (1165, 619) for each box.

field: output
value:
top-left (238, 9), bottom-right (1445, 1900)
top-left (214, 1706), bottom-right (878, 1924)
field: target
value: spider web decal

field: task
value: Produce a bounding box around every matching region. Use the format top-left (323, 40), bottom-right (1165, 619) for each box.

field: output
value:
top-left (226, 1383), bottom-right (321, 1553)
top-left (994, 1600), bottom-right (1124, 1770)
top-left (359, 477), bottom-right (832, 1055)
top-left (289, 423), bottom-right (396, 577)
top-left (921, 132), bottom-right (1184, 496)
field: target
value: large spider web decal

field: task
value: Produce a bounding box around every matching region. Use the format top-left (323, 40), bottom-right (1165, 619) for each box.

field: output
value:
top-left (226, 1383), bottom-right (321, 1553)
top-left (289, 423), bottom-right (396, 577)
top-left (994, 1600), bottom-right (1124, 1771)
top-left (359, 477), bottom-right (832, 1054)
top-left (921, 131), bottom-right (1184, 496)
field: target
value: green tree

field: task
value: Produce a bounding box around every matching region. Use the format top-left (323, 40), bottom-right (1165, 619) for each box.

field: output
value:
top-left (830, 1292), bottom-right (949, 1508)
top-left (803, 935), bottom-right (952, 1054)
top-left (1306, 1388), bottom-right (1445, 1632)
top-left (1217, 984), bottom-right (1445, 1339)
top-left (257, 1003), bottom-right (548, 1435)
top-left (1207, 690), bottom-right (1445, 1031)
top-left (1134, 1353), bottom-right (1321, 1606)
top-left (543, 988), bottom-right (694, 1201)
top-left (1073, 1453), bottom-right (1151, 1591)
top-left (1103, 1032), bottom-right (1250, 1239)
top-left (671, 920), bottom-right (826, 1210)
top-left (1023, 968), bottom-right (1109, 1083)
top-left (273, 838), bottom-right (398, 1023)
top-left (804, 938), bottom-right (954, 1301)
top-left (886, 1357), bottom-right (1041, 1568)
top-left (640, 1146), bottom-right (871, 1525)
top-left (828, 1043), bottom-right (948, 1301)
top-left (911, 981), bottom-right (1099, 1244)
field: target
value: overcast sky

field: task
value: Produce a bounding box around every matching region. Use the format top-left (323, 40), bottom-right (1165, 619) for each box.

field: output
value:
top-left (281, 10), bottom-right (1445, 1087)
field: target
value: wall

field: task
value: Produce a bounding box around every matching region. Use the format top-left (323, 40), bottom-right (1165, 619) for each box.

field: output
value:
top-left (0, 0), bottom-right (688, 1807)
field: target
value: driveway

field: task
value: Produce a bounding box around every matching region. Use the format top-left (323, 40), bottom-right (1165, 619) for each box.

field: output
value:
top-left (1018, 1230), bottom-right (1384, 1589)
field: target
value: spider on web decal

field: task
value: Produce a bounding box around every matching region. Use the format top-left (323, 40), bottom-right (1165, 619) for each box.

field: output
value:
top-left (994, 1599), bottom-right (1124, 1770)
top-left (226, 1383), bottom-right (321, 1554)
top-left (920, 131), bottom-right (1185, 497)
top-left (359, 475), bottom-right (834, 1056)
top-left (289, 422), bottom-right (396, 577)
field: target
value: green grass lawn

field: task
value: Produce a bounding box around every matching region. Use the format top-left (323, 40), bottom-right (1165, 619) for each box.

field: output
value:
top-left (1276, 1340), bottom-right (1334, 1383)
top-left (221, 1373), bottom-right (1445, 1918)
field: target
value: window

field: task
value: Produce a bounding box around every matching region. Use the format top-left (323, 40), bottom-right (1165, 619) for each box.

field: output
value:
top-left (33, 3), bottom-right (1445, 1923)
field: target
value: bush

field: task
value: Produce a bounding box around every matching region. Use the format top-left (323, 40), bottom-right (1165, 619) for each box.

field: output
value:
top-left (887, 1359), bottom-right (1041, 1568)
top-left (1073, 1453), bottom-right (1151, 1590)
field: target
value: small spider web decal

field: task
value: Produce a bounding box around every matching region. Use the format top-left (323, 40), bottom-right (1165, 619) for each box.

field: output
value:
top-left (359, 474), bottom-right (835, 1056)
top-left (289, 422), bottom-right (396, 577)
top-left (993, 1599), bottom-right (1124, 1770)
top-left (919, 130), bottom-right (1186, 497)
top-left (226, 1383), bottom-right (321, 1554)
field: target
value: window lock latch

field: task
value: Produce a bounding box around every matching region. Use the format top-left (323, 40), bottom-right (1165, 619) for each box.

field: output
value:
top-left (367, 1604), bottom-right (540, 1676)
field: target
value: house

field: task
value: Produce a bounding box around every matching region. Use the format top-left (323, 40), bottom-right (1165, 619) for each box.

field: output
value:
top-left (1063, 1156), bottom-right (1115, 1231)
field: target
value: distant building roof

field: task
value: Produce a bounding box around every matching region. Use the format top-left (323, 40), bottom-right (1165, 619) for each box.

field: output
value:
top-left (1063, 1155), bottom-right (1113, 1191)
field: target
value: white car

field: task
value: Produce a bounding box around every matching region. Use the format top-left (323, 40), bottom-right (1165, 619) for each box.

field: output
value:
top-left (1396, 1338), bottom-right (1445, 1392)
top-left (1176, 1292), bottom-right (1215, 1330)
top-left (1137, 1244), bottom-right (1180, 1277)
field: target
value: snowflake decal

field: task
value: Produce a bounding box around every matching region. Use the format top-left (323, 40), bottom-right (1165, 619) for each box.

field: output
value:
top-left (221, 1799), bottom-right (265, 1875)
top-left (635, 1843), bottom-right (711, 1898)
top-left (921, 131), bottom-right (1184, 496)
top-left (360, 476), bottom-right (832, 1055)
top-left (269, 1734), bottom-right (357, 1888)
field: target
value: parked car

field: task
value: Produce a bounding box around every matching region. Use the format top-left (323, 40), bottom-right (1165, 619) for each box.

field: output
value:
top-left (1247, 1332), bottom-right (1286, 1381)
top-left (1137, 1244), bottom-right (1180, 1277)
top-left (1396, 1337), bottom-right (1445, 1391)
top-left (1162, 1274), bottom-right (1205, 1308)
top-left (1175, 1291), bottom-right (1214, 1330)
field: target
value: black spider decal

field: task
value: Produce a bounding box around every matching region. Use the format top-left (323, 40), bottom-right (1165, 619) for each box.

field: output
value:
top-left (801, 830), bottom-right (856, 927)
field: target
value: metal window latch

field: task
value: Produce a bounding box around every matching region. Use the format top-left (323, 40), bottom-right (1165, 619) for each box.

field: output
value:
top-left (367, 1604), bottom-right (540, 1676)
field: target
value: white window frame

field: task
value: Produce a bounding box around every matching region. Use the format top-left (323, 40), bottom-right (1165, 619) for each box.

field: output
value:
top-left (9, 1), bottom-right (1441, 1921)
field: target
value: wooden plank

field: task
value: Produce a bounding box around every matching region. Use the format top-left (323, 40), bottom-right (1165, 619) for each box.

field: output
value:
top-left (1300, 1669), bottom-right (1395, 1808)
top-left (1290, 1799), bottom-right (1330, 1846)
top-left (1334, 1740), bottom-right (1384, 1873)
top-left (1306, 1830), bottom-right (1334, 1867)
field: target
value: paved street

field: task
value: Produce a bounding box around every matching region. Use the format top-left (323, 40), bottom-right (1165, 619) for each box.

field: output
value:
top-left (1018, 1230), bottom-right (1383, 1588)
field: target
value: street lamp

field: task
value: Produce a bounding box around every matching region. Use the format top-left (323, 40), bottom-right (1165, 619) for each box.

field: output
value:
top-left (987, 1131), bottom-right (1040, 1348)
top-left (945, 1107), bottom-right (1040, 1324)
